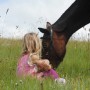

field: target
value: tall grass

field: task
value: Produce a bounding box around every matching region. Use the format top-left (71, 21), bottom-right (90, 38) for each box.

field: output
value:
top-left (0, 38), bottom-right (90, 90)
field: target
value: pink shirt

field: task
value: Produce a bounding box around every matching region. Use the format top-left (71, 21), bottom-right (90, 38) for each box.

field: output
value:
top-left (16, 54), bottom-right (59, 79)
top-left (17, 54), bottom-right (38, 77)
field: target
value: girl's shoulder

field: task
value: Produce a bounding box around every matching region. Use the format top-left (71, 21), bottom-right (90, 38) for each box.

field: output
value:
top-left (21, 54), bottom-right (29, 59)
top-left (18, 54), bottom-right (29, 64)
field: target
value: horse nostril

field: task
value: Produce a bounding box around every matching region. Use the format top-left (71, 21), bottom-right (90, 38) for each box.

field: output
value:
top-left (46, 52), bottom-right (48, 55)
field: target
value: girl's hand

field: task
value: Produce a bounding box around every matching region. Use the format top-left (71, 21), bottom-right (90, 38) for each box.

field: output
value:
top-left (36, 60), bottom-right (51, 71)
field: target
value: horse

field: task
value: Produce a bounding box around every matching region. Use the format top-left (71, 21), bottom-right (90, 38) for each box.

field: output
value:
top-left (38, 0), bottom-right (90, 69)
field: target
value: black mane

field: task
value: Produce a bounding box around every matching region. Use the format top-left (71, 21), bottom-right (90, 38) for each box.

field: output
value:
top-left (52, 0), bottom-right (90, 34)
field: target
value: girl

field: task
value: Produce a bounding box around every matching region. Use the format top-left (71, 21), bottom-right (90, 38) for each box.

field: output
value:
top-left (16, 32), bottom-right (66, 84)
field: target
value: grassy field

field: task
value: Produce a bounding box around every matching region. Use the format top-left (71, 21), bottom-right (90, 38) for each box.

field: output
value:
top-left (0, 38), bottom-right (90, 90)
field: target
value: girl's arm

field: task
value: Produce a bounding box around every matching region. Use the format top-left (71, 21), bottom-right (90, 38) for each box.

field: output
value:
top-left (35, 60), bottom-right (52, 71)
top-left (31, 54), bottom-right (51, 71)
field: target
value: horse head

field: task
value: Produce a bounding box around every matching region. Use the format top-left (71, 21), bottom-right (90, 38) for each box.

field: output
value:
top-left (38, 22), bottom-right (67, 69)
top-left (38, 0), bottom-right (90, 68)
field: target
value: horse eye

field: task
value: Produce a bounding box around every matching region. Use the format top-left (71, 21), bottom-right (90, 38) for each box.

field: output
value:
top-left (43, 45), bottom-right (47, 48)
top-left (43, 44), bottom-right (47, 48)
top-left (43, 41), bottom-right (47, 48)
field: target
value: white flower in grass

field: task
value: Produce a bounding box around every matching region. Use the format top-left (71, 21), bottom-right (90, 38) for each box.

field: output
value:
top-left (19, 80), bottom-right (23, 84)
top-left (15, 82), bottom-right (18, 86)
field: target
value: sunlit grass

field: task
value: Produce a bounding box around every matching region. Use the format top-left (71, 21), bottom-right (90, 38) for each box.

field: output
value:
top-left (0, 38), bottom-right (90, 90)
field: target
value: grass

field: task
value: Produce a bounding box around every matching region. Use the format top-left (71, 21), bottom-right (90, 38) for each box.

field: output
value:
top-left (0, 38), bottom-right (90, 90)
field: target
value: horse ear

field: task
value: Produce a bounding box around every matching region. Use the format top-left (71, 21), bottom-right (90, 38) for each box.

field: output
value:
top-left (46, 22), bottom-right (52, 30)
top-left (38, 22), bottom-right (51, 34)
top-left (38, 28), bottom-right (50, 34)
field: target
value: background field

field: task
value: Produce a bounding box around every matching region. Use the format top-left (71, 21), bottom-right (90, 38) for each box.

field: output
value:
top-left (0, 38), bottom-right (90, 90)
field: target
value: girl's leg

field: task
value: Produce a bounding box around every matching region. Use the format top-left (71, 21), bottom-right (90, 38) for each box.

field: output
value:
top-left (43, 69), bottom-right (59, 79)
top-left (43, 69), bottom-right (66, 84)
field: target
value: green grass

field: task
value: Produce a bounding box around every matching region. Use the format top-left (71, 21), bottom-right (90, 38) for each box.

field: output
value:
top-left (0, 38), bottom-right (90, 90)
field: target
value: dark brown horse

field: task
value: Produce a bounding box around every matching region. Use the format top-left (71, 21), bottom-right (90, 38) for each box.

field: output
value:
top-left (38, 0), bottom-right (90, 69)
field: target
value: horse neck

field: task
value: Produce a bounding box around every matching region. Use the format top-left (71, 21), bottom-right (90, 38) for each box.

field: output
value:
top-left (52, 31), bottom-right (67, 57)
top-left (52, 0), bottom-right (90, 39)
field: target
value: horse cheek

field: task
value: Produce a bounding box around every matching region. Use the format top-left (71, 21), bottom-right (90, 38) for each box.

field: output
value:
top-left (53, 38), bottom-right (66, 56)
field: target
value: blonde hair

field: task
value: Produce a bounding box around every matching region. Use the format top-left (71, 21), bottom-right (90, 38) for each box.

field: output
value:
top-left (23, 32), bottom-right (42, 57)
